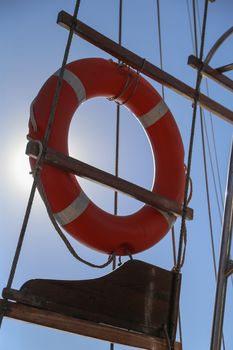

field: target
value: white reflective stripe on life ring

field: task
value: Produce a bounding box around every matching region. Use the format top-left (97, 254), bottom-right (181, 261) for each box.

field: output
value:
top-left (54, 68), bottom-right (86, 104)
top-left (139, 99), bottom-right (168, 128)
top-left (54, 190), bottom-right (90, 226)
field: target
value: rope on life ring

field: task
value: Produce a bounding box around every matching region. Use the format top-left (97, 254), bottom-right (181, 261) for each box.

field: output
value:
top-left (28, 57), bottom-right (185, 256)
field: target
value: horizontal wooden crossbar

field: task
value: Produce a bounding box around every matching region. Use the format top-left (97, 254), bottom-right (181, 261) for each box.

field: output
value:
top-left (26, 141), bottom-right (193, 220)
top-left (57, 10), bottom-right (233, 125)
top-left (216, 63), bottom-right (233, 74)
top-left (188, 55), bottom-right (233, 93)
top-left (0, 300), bottom-right (181, 350)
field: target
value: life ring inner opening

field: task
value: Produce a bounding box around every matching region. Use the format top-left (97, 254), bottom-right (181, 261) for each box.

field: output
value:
top-left (68, 96), bottom-right (155, 216)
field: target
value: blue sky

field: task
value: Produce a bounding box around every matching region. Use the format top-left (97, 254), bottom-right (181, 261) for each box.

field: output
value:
top-left (0, 1), bottom-right (233, 349)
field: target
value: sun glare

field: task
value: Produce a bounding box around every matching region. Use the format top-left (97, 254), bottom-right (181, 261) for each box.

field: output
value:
top-left (9, 140), bottom-right (32, 195)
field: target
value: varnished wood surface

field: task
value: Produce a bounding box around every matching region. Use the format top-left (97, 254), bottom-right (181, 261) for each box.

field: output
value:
top-left (57, 10), bottom-right (233, 124)
top-left (0, 300), bottom-right (182, 350)
top-left (26, 141), bottom-right (193, 220)
top-left (188, 55), bottom-right (233, 93)
top-left (4, 260), bottom-right (181, 340)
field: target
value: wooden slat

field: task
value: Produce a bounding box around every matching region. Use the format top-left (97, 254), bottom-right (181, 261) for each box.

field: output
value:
top-left (188, 55), bottom-right (233, 93)
top-left (57, 10), bottom-right (233, 125)
top-left (1, 300), bottom-right (181, 350)
top-left (3, 260), bottom-right (181, 340)
top-left (26, 141), bottom-right (193, 220)
top-left (216, 63), bottom-right (233, 74)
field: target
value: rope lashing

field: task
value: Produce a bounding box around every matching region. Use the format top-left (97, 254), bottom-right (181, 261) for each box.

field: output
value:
top-left (27, 138), bottom-right (43, 175)
top-left (108, 59), bottom-right (146, 106)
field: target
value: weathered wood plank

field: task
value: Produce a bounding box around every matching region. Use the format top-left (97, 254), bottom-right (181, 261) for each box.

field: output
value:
top-left (57, 10), bottom-right (233, 124)
top-left (26, 141), bottom-right (193, 220)
top-left (216, 63), bottom-right (233, 74)
top-left (0, 300), bottom-right (181, 350)
top-left (3, 260), bottom-right (181, 340)
top-left (188, 55), bottom-right (233, 93)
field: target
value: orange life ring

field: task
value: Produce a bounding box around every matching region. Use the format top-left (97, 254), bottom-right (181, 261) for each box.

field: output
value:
top-left (28, 58), bottom-right (185, 255)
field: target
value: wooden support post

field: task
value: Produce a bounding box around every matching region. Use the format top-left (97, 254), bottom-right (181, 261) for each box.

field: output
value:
top-left (26, 141), bottom-right (193, 220)
top-left (188, 55), bottom-right (233, 93)
top-left (0, 300), bottom-right (181, 350)
top-left (57, 10), bottom-right (233, 125)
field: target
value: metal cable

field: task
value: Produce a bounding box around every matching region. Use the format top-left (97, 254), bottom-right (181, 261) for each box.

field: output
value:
top-left (171, 228), bottom-right (183, 347)
top-left (199, 108), bottom-right (218, 278)
top-left (192, 0), bottom-right (198, 57)
top-left (200, 108), bottom-right (227, 350)
top-left (198, 0), bottom-right (233, 327)
top-left (192, 1), bottom-right (218, 277)
top-left (156, 0), bottom-right (164, 99)
top-left (171, 227), bottom-right (177, 266)
top-left (111, 2), bottom-right (123, 349)
top-left (186, 0), bottom-right (195, 53)
top-left (208, 99), bottom-right (224, 209)
top-left (6, 172), bottom-right (40, 290)
top-left (197, 3), bottom-right (228, 349)
top-left (42, 1), bottom-right (81, 152)
top-left (196, 0), bottom-right (224, 213)
top-left (155, 1), bottom-right (184, 345)
top-left (202, 111), bottom-right (223, 222)
top-left (189, 2), bottom-right (227, 349)
top-left (175, 0), bottom-right (209, 271)
top-left (0, 1), bottom-right (82, 322)
top-left (114, 0), bottom-right (123, 218)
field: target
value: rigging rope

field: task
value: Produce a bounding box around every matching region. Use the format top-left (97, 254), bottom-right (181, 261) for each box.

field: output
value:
top-left (208, 98), bottom-right (225, 209)
top-left (197, 0), bottom-right (233, 319)
top-left (196, 1), bottom-right (225, 212)
top-left (186, 0), bottom-right (195, 53)
top-left (113, 0), bottom-right (122, 218)
top-left (111, 2), bottom-right (123, 349)
top-left (0, 0), bottom-right (83, 326)
top-left (175, 0), bottom-right (210, 271)
top-left (155, 1), bottom-right (184, 345)
top-left (189, 1), bottom-right (227, 348)
top-left (38, 178), bottom-right (115, 268)
top-left (192, 0), bottom-right (219, 273)
top-left (202, 111), bottom-right (223, 222)
top-left (199, 108), bottom-right (227, 350)
top-left (199, 108), bottom-right (218, 278)
top-left (196, 0), bottom-right (225, 212)
top-left (156, 0), bottom-right (164, 99)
